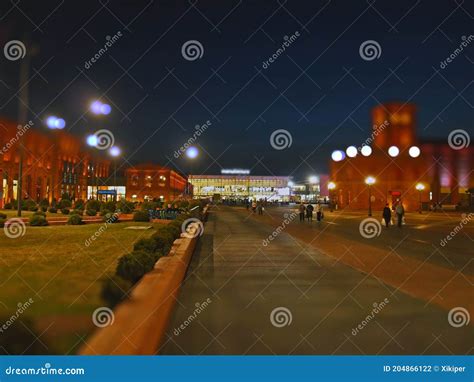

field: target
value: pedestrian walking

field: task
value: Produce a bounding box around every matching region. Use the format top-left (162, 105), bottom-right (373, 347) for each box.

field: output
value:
top-left (316, 202), bottom-right (323, 222)
top-left (251, 200), bottom-right (257, 213)
top-left (395, 202), bottom-right (405, 228)
top-left (299, 202), bottom-right (305, 222)
top-left (306, 203), bottom-right (314, 222)
top-left (257, 201), bottom-right (263, 215)
top-left (382, 203), bottom-right (391, 228)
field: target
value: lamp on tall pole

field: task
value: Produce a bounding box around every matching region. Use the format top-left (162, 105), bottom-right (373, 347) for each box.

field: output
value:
top-left (328, 181), bottom-right (336, 211)
top-left (415, 183), bottom-right (425, 214)
top-left (109, 146), bottom-right (121, 201)
top-left (365, 176), bottom-right (376, 217)
top-left (185, 146), bottom-right (199, 198)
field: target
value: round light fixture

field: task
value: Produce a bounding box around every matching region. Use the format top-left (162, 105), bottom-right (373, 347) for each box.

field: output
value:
top-left (346, 146), bottom-right (358, 158)
top-left (409, 146), bottom-right (420, 158)
top-left (388, 146), bottom-right (399, 157)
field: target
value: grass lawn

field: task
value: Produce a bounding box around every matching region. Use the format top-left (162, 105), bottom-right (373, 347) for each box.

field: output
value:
top-left (0, 221), bottom-right (159, 354)
top-left (0, 209), bottom-right (69, 218)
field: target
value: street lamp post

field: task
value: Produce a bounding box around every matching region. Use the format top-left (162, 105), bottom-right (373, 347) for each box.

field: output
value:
top-left (185, 146), bottom-right (199, 197)
top-left (416, 183), bottom-right (425, 214)
top-left (328, 181), bottom-right (336, 211)
top-left (365, 176), bottom-right (376, 217)
top-left (109, 146), bottom-right (121, 201)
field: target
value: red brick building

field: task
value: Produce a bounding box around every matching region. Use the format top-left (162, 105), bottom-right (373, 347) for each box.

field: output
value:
top-left (329, 103), bottom-right (473, 211)
top-left (0, 118), bottom-right (110, 207)
top-left (125, 163), bottom-right (189, 202)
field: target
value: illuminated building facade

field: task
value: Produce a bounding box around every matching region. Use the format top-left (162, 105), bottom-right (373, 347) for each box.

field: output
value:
top-left (329, 103), bottom-right (473, 211)
top-left (0, 118), bottom-right (110, 207)
top-left (125, 163), bottom-right (189, 202)
top-left (189, 173), bottom-right (291, 201)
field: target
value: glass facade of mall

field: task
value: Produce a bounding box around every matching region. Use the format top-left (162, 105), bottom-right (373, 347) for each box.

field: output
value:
top-left (189, 175), bottom-right (291, 201)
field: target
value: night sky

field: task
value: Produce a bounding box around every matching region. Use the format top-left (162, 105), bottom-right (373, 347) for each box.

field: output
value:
top-left (0, 0), bottom-right (472, 180)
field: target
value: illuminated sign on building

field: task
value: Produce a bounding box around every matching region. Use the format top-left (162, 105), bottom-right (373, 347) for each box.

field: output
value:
top-left (220, 169), bottom-right (251, 175)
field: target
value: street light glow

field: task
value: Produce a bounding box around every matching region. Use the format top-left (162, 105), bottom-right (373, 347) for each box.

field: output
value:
top-left (288, 181), bottom-right (295, 187)
top-left (365, 176), bottom-right (376, 185)
top-left (308, 175), bottom-right (319, 184)
top-left (331, 150), bottom-right (345, 162)
top-left (415, 183), bottom-right (425, 191)
top-left (360, 145), bottom-right (372, 157)
top-left (86, 134), bottom-right (98, 147)
top-left (109, 146), bottom-right (121, 157)
top-left (46, 116), bottom-right (66, 129)
top-left (328, 181), bottom-right (336, 190)
top-left (388, 146), bottom-right (400, 157)
top-left (186, 146), bottom-right (199, 159)
top-left (90, 100), bottom-right (111, 115)
top-left (409, 146), bottom-right (421, 158)
top-left (346, 146), bottom-right (358, 158)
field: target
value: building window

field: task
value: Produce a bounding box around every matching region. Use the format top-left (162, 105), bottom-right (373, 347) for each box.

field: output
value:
top-left (145, 175), bottom-right (153, 188)
top-left (131, 174), bottom-right (139, 186)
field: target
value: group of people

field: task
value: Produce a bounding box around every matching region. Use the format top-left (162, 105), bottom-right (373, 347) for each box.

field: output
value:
top-left (382, 202), bottom-right (405, 228)
top-left (247, 200), bottom-right (265, 215)
top-left (299, 202), bottom-right (324, 222)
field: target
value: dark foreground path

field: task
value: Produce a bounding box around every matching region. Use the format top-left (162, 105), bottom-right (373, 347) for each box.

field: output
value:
top-left (159, 207), bottom-right (472, 355)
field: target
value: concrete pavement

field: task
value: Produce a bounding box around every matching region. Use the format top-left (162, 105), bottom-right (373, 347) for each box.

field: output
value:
top-left (159, 207), bottom-right (473, 355)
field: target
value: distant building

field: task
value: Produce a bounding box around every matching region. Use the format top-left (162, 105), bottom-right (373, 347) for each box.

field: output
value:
top-left (329, 103), bottom-right (473, 211)
top-left (0, 118), bottom-right (110, 207)
top-left (125, 163), bottom-right (189, 202)
top-left (189, 172), bottom-right (291, 201)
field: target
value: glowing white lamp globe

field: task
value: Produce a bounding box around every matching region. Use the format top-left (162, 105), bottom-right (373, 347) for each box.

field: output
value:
top-left (360, 146), bottom-right (372, 157)
top-left (409, 146), bottom-right (420, 158)
top-left (388, 146), bottom-right (399, 157)
top-left (331, 150), bottom-right (345, 162)
top-left (346, 146), bottom-right (358, 158)
top-left (186, 146), bottom-right (199, 159)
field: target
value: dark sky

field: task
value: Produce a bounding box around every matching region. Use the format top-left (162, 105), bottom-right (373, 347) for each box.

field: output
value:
top-left (0, 0), bottom-right (472, 180)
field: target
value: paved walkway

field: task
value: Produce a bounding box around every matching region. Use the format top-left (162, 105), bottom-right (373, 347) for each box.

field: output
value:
top-left (159, 207), bottom-right (472, 355)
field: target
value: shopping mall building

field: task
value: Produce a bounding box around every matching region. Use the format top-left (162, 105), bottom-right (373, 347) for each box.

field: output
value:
top-left (328, 103), bottom-right (473, 211)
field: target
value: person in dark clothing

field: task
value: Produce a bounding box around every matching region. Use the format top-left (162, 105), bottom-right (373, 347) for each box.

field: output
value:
top-left (306, 203), bottom-right (314, 222)
top-left (382, 203), bottom-right (391, 228)
top-left (395, 202), bottom-right (405, 228)
top-left (299, 203), bottom-right (305, 222)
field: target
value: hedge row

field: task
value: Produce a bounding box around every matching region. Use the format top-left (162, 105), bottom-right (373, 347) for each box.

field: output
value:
top-left (100, 213), bottom-right (192, 307)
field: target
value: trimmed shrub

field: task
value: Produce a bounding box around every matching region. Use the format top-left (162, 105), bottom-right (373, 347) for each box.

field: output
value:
top-left (29, 214), bottom-right (48, 226)
top-left (102, 200), bottom-right (116, 213)
top-left (48, 207), bottom-right (58, 213)
top-left (0, 212), bottom-right (7, 219)
top-left (117, 200), bottom-right (134, 214)
top-left (0, 218), bottom-right (5, 228)
top-left (133, 238), bottom-right (158, 253)
top-left (3, 203), bottom-right (12, 209)
top-left (151, 231), bottom-right (173, 253)
top-left (71, 209), bottom-right (83, 216)
top-left (100, 209), bottom-right (111, 217)
top-left (116, 250), bottom-right (155, 283)
top-left (41, 206), bottom-right (48, 212)
top-left (61, 208), bottom-right (70, 215)
top-left (74, 199), bottom-right (85, 210)
top-left (67, 214), bottom-right (83, 225)
top-left (103, 212), bottom-right (119, 223)
top-left (86, 209), bottom-right (97, 216)
top-left (33, 211), bottom-right (46, 217)
top-left (58, 199), bottom-right (72, 209)
top-left (28, 206), bottom-right (38, 212)
top-left (39, 198), bottom-right (49, 208)
top-left (100, 275), bottom-right (133, 308)
top-left (159, 224), bottom-right (181, 240)
top-left (133, 210), bottom-right (150, 222)
top-left (140, 201), bottom-right (158, 211)
top-left (86, 199), bottom-right (101, 211)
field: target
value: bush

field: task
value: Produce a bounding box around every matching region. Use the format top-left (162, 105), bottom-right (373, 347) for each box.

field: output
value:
top-left (100, 275), bottom-right (133, 308)
top-left (71, 209), bottom-right (83, 216)
top-left (39, 198), bottom-right (49, 208)
top-left (102, 200), bottom-right (116, 213)
top-left (103, 212), bottom-right (119, 223)
top-left (41, 206), bottom-right (48, 212)
top-left (159, 224), bottom-right (181, 240)
top-left (28, 206), bottom-right (38, 212)
top-left (117, 200), bottom-right (134, 214)
top-left (0, 316), bottom-right (48, 354)
top-left (58, 199), bottom-right (72, 209)
top-left (74, 199), bottom-right (85, 210)
top-left (133, 238), bottom-right (158, 253)
top-left (140, 201), bottom-right (158, 211)
top-left (86, 209), bottom-right (97, 216)
top-left (33, 211), bottom-right (46, 217)
top-left (100, 209), bottom-right (111, 217)
top-left (67, 214), bottom-right (83, 225)
top-left (0, 218), bottom-right (5, 228)
top-left (0, 212), bottom-right (7, 219)
top-left (151, 231), bottom-right (173, 253)
top-left (3, 203), bottom-right (12, 209)
top-left (29, 214), bottom-right (48, 226)
top-left (48, 207), bottom-right (58, 213)
top-left (116, 250), bottom-right (156, 283)
top-left (133, 210), bottom-right (150, 222)
top-left (86, 199), bottom-right (101, 211)
top-left (61, 208), bottom-right (70, 215)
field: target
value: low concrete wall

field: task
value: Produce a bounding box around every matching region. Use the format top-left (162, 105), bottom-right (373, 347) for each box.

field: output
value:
top-left (79, 206), bottom-right (208, 355)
